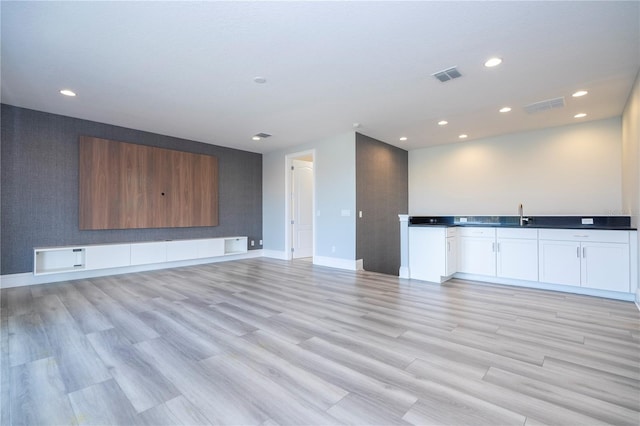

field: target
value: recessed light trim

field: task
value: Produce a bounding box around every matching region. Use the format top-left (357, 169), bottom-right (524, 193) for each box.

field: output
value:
top-left (484, 57), bottom-right (502, 68)
top-left (252, 136), bottom-right (261, 141)
top-left (499, 107), bottom-right (512, 113)
top-left (438, 120), bottom-right (448, 126)
top-left (60, 89), bottom-right (76, 97)
top-left (459, 134), bottom-right (468, 139)
top-left (574, 113), bottom-right (587, 118)
top-left (399, 137), bottom-right (408, 141)
top-left (253, 77), bottom-right (267, 84)
top-left (572, 90), bottom-right (588, 97)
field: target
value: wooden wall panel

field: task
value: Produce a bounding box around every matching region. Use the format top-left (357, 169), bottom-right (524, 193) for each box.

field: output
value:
top-left (79, 136), bottom-right (218, 230)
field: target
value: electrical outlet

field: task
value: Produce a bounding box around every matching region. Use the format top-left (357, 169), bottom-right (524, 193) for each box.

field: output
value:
top-left (251, 240), bottom-right (255, 247)
top-left (259, 239), bottom-right (263, 245)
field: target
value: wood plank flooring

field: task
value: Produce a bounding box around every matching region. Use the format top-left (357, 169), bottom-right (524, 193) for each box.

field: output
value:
top-left (1, 258), bottom-right (639, 425)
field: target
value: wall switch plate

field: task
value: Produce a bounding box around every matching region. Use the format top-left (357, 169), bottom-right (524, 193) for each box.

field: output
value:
top-left (359, 211), bottom-right (363, 218)
top-left (581, 218), bottom-right (594, 225)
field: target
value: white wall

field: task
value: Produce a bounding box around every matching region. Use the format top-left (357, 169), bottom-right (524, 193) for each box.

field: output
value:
top-left (409, 117), bottom-right (622, 216)
top-left (262, 132), bottom-right (356, 262)
top-left (622, 70), bottom-right (640, 303)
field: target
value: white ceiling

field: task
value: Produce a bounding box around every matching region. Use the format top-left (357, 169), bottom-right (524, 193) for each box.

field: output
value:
top-left (2, 1), bottom-right (639, 153)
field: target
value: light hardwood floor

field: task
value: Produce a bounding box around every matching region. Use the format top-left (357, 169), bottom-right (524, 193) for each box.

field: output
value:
top-left (1, 258), bottom-right (639, 425)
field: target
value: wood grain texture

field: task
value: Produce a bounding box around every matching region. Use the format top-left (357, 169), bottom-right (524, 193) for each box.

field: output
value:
top-left (1, 258), bottom-right (639, 425)
top-left (79, 136), bottom-right (218, 230)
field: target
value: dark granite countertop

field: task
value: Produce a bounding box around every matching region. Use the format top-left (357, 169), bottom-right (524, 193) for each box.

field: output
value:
top-left (409, 216), bottom-right (636, 231)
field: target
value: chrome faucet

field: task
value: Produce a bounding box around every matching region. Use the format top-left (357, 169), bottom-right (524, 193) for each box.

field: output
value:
top-left (519, 203), bottom-right (530, 226)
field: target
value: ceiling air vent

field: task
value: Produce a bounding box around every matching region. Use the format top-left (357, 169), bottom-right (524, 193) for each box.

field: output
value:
top-left (523, 97), bottom-right (565, 114)
top-left (432, 67), bottom-right (462, 82)
top-left (254, 133), bottom-right (272, 139)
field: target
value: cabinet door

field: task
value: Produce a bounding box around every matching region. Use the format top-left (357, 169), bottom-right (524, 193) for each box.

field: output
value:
top-left (409, 227), bottom-right (446, 282)
top-left (497, 238), bottom-right (538, 281)
top-left (445, 237), bottom-right (457, 276)
top-left (85, 244), bottom-right (131, 270)
top-left (457, 237), bottom-right (496, 276)
top-left (581, 242), bottom-right (630, 292)
top-left (539, 240), bottom-right (580, 286)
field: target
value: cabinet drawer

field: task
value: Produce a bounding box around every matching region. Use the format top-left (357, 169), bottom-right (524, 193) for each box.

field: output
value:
top-left (458, 227), bottom-right (495, 237)
top-left (497, 228), bottom-right (538, 239)
top-left (538, 229), bottom-right (629, 243)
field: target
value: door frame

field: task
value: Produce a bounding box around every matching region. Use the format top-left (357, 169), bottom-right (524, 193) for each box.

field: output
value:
top-left (285, 150), bottom-right (316, 260)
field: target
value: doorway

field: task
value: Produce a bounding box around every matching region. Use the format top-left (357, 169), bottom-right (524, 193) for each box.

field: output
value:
top-left (285, 151), bottom-right (315, 260)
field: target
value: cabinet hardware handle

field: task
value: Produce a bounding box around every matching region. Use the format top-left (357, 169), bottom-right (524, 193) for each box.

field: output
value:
top-left (583, 247), bottom-right (586, 258)
top-left (492, 242), bottom-right (495, 252)
top-left (576, 246), bottom-right (580, 258)
top-left (447, 241), bottom-right (450, 251)
top-left (497, 243), bottom-right (500, 252)
top-left (573, 235), bottom-right (589, 238)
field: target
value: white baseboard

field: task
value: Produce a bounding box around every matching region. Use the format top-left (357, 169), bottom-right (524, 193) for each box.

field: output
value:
top-left (0, 250), bottom-right (263, 289)
top-left (313, 256), bottom-right (363, 271)
top-left (262, 249), bottom-right (289, 260)
top-left (453, 272), bottom-right (636, 302)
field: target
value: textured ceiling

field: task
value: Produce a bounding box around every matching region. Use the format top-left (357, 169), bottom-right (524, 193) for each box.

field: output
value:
top-left (2, 1), bottom-right (639, 153)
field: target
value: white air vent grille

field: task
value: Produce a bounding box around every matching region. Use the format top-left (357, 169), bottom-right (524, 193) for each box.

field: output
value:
top-left (524, 97), bottom-right (565, 114)
top-left (432, 67), bottom-right (462, 82)
top-left (255, 132), bottom-right (272, 138)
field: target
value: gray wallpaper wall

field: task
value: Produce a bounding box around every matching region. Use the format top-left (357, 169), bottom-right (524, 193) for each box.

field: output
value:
top-left (1, 104), bottom-right (262, 274)
top-left (356, 133), bottom-right (408, 275)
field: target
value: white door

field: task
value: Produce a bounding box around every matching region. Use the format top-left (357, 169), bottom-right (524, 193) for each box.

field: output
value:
top-left (538, 240), bottom-right (580, 286)
top-left (497, 238), bottom-right (539, 281)
top-left (581, 242), bottom-right (630, 292)
top-left (292, 160), bottom-right (313, 258)
top-left (457, 236), bottom-right (496, 276)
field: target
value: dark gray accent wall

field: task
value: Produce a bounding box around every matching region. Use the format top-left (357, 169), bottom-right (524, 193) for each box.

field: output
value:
top-left (1, 104), bottom-right (262, 274)
top-left (355, 133), bottom-right (408, 276)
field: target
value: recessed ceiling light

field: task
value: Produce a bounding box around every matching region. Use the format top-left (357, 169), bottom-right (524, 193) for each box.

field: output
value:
top-left (484, 57), bottom-right (502, 68)
top-left (252, 136), bottom-right (261, 141)
top-left (60, 89), bottom-right (76, 97)
top-left (459, 134), bottom-right (468, 139)
top-left (253, 77), bottom-right (267, 84)
top-left (499, 107), bottom-right (512, 113)
top-left (399, 137), bottom-right (408, 141)
top-left (438, 120), bottom-right (448, 126)
top-left (574, 113), bottom-right (587, 118)
top-left (572, 90), bottom-right (588, 97)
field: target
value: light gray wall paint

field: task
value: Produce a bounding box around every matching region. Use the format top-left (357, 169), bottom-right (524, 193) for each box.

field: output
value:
top-left (1, 104), bottom-right (262, 275)
top-left (409, 117), bottom-right (623, 216)
top-left (262, 132), bottom-right (356, 259)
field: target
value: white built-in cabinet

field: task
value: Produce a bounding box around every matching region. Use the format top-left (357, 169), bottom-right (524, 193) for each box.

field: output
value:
top-left (34, 237), bottom-right (248, 275)
top-left (408, 227), bottom-right (456, 283)
top-left (408, 225), bottom-right (635, 297)
top-left (457, 227), bottom-right (496, 276)
top-left (538, 230), bottom-right (630, 292)
top-left (496, 228), bottom-right (538, 281)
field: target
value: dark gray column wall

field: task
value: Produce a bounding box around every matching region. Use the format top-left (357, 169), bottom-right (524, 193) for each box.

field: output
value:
top-left (355, 132), bottom-right (408, 275)
top-left (1, 104), bottom-right (262, 274)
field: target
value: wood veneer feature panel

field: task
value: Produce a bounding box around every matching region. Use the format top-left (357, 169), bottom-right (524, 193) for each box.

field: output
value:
top-left (79, 136), bottom-right (218, 230)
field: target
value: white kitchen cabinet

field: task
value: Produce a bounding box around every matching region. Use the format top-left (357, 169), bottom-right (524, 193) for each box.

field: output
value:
top-left (539, 239), bottom-right (581, 286)
top-left (445, 230), bottom-right (457, 277)
top-left (496, 228), bottom-right (538, 281)
top-left (409, 226), bottom-right (455, 282)
top-left (457, 227), bottom-right (496, 276)
top-left (538, 230), bottom-right (630, 292)
top-left (581, 242), bottom-right (629, 292)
